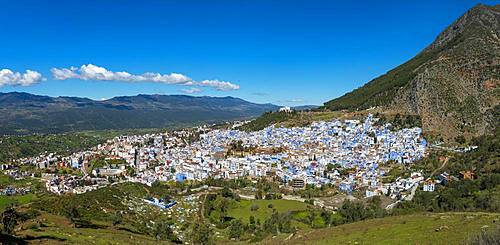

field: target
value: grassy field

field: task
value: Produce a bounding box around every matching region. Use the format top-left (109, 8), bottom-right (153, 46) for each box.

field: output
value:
top-left (262, 212), bottom-right (500, 245)
top-left (0, 173), bottom-right (33, 186)
top-left (0, 173), bottom-right (44, 211)
top-left (227, 199), bottom-right (310, 223)
top-left (0, 193), bottom-right (38, 211)
top-left (16, 212), bottom-right (166, 244)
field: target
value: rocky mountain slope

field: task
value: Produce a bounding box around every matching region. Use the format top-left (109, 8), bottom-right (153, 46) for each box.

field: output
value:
top-left (0, 92), bottom-right (278, 135)
top-left (325, 4), bottom-right (499, 140)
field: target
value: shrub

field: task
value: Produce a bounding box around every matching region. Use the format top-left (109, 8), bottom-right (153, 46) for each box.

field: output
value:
top-left (250, 204), bottom-right (259, 212)
top-left (463, 226), bottom-right (500, 245)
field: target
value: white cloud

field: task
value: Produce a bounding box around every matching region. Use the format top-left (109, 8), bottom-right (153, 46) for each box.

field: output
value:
top-left (52, 64), bottom-right (192, 84)
top-left (181, 87), bottom-right (202, 94)
top-left (51, 67), bottom-right (79, 80)
top-left (51, 64), bottom-right (240, 91)
top-left (198, 79), bottom-right (240, 91)
top-left (0, 69), bottom-right (44, 87)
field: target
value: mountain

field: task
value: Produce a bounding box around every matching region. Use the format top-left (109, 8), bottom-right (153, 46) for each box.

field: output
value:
top-left (324, 4), bottom-right (499, 140)
top-left (0, 92), bottom-right (279, 135)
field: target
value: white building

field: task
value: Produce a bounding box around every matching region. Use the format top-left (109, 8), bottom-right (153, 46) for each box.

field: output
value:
top-left (279, 106), bottom-right (293, 113)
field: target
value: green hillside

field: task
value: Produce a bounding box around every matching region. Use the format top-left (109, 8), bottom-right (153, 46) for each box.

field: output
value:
top-left (265, 212), bottom-right (500, 245)
top-left (324, 4), bottom-right (500, 139)
top-left (0, 92), bottom-right (278, 135)
top-left (324, 50), bottom-right (437, 111)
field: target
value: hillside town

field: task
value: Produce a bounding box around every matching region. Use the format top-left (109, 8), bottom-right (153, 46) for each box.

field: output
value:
top-left (9, 113), bottom-right (431, 204)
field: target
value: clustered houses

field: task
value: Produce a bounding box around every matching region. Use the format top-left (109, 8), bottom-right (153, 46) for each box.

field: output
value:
top-left (16, 151), bottom-right (92, 172)
top-left (381, 172), bottom-right (424, 200)
top-left (0, 186), bottom-right (31, 196)
top-left (41, 173), bottom-right (109, 194)
top-left (16, 114), bottom-right (427, 201)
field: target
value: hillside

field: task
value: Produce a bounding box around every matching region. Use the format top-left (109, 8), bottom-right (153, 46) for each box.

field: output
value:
top-left (237, 110), bottom-right (346, 131)
top-left (0, 92), bottom-right (278, 135)
top-left (324, 4), bottom-right (500, 140)
top-left (264, 212), bottom-right (500, 245)
top-left (8, 182), bottom-right (179, 244)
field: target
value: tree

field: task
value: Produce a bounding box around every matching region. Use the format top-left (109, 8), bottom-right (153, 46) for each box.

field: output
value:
top-left (1, 206), bottom-right (19, 235)
top-left (155, 221), bottom-right (180, 243)
top-left (248, 215), bottom-right (256, 231)
top-left (112, 212), bottom-right (123, 226)
top-left (189, 221), bottom-right (213, 245)
top-left (339, 200), bottom-right (367, 223)
top-left (64, 206), bottom-right (84, 228)
top-left (249, 216), bottom-right (255, 225)
top-left (261, 211), bottom-right (293, 235)
top-left (228, 219), bottom-right (244, 239)
top-left (366, 196), bottom-right (385, 218)
top-left (327, 212), bottom-right (344, 226)
top-left (213, 195), bottom-right (229, 224)
top-left (126, 166), bottom-right (136, 176)
top-left (221, 187), bottom-right (234, 198)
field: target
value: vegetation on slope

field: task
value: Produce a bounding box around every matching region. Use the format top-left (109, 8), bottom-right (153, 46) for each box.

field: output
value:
top-left (323, 4), bottom-right (500, 140)
top-left (0, 134), bottom-right (104, 164)
top-left (464, 225), bottom-right (500, 245)
top-left (202, 182), bottom-right (388, 242)
top-left (0, 128), bottom-right (169, 164)
top-left (270, 212), bottom-right (500, 245)
top-left (395, 129), bottom-right (500, 214)
top-left (4, 181), bottom-right (197, 243)
top-left (324, 4), bottom-right (499, 113)
top-left (9, 211), bottom-right (166, 244)
top-left (237, 111), bottom-right (300, 131)
top-left (0, 92), bottom-right (278, 135)
top-left (237, 110), bottom-right (345, 132)
top-left (324, 50), bottom-right (438, 111)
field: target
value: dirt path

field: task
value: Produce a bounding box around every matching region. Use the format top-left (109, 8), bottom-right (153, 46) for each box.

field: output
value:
top-left (430, 157), bottom-right (449, 177)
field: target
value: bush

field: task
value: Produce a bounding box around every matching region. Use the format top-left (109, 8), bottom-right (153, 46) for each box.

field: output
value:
top-left (228, 219), bottom-right (244, 239)
top-left (1, 207), bottom-right (19, 235)
top-left (464, 226), bottom-right (500, 245)
top-left (250, 204), bottom-right (259, 212)
top-left (188, 222), bottom-right (213, 245)
top-left (155, 221), bottom-right (181, 243)
top-left (339, 200), bottom-right (368, 223)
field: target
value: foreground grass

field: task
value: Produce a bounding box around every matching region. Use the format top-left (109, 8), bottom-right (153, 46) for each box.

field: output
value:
top-left (17, 212), bottom-right (166, 245)
top-left (227, 199), bottom-right (309, 223)
top-left (263, 212), bottom-right (500, 245)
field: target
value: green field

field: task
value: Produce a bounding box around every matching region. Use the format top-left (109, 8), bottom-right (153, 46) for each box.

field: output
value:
top-left (263, 212), bottom-right (500, 245)
top-left (0, 193), bottom-right (38, 211)
top-left (227, 199), bottom-right (310, 223)
top-left (17, 212), bottom-right (167, 244)
top-left (0, 173), bottom-right (43, 211)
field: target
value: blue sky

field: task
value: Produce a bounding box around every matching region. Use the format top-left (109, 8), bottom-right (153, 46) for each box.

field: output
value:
top-left (0, 0), bottom-right (496, 106)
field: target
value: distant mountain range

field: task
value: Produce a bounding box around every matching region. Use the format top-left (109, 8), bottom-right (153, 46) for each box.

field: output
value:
top-left (324, 4), bottom-right (499, 139)
top-left (0, 92), bottom-right (279, 135)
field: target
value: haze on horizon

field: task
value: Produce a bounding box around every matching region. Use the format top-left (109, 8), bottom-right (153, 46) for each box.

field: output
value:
top-left (0, 0), bottom-right (496, 106)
